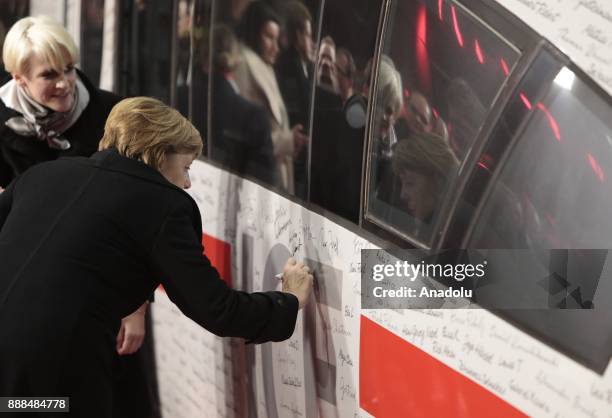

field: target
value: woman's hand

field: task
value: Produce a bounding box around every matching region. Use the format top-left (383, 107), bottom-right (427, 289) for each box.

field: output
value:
top-left (281, 258), bottom-right (314, 309)
top-left (116, 302), bottom-right (148, 355)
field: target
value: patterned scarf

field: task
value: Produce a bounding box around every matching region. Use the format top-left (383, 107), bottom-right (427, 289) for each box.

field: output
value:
top-left (0, 76), bottom-right (90, 150)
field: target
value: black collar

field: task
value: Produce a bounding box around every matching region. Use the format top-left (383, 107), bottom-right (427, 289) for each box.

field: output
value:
top-left (89, 148), bottom-right (181, 191)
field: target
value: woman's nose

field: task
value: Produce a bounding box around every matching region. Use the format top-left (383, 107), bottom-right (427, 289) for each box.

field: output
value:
top-left (56, 77), bottom-right (68, 89)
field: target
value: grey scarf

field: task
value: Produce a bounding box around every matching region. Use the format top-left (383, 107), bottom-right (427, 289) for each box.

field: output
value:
top-left (0, 77), bottom-right (90, 150)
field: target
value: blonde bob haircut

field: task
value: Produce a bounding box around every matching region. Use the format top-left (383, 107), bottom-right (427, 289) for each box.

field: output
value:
top-left (3, 16), bottom-right (79, 75)
top-left (99, 97), bottom-right (203, 170)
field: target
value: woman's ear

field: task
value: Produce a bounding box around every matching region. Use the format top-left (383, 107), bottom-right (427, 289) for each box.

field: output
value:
top-left (12, 73), bottom-right (26, 87)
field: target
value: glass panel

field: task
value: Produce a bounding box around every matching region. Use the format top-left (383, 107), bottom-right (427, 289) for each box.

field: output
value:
top-left (208, 1), bottom-right (322, 191)
top-left (309, 0), bottom-right (384, 223)
top-left (190, 0), bottom-right (212, 148)
top-left (174, 0), bottom-right (194, 117)
top-left (366, 0), bottom-right (519, 244)
top-left (472, 70), bottom-right (612, 249)
top-left (80, 0), bottom-right (106, 87)
top-left (468, 65), bottom-right (612, 372)
top-left (0, 1), bottom-right (29, 82)
top-left (118, 0), bottom-right (174, 103)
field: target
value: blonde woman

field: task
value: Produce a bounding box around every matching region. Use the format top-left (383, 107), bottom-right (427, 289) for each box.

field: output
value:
top-left (0, 97), bottom-right (313, 417)
top-left (0, 16), bottom-right (120, 187)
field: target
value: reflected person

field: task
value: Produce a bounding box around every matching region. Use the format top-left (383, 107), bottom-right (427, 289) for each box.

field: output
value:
top-left (209, 24), bottom-right (276, 186)
top-left (234, 1), bottom-right (308, 194)
top-left (391, 132), bottom-right (459, 240)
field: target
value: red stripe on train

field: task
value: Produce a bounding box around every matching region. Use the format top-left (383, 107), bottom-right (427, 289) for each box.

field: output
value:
top-left (360, 316), bottom-right (526, 418)
top-left (202, 233), bottom-right (232, 288)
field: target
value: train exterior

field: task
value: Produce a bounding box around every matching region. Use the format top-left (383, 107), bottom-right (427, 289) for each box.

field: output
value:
top-left (4, 0), bottom-right (612, 416)
top-left (145, 0), bottom-right (612, 416)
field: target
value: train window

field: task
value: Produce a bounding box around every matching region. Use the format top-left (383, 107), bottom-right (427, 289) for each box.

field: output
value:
top-left (308, 0), bottom-right (384, 223)
top-left (118, 0), bottom-right (173, 103)
top-left (365, 0), bottom-right (519, 246)
top-left (173, 0), bottom-right (195, 118)
top-left (80, 0), bottom-right (106, 87)
top-left (471, 70), bottom-right (612, 249)
top-left (0, 1), bottom-right (29, 81)
top-left (207, 1), bottom-right (322, 192)
top-left (465, 62), bottom-right (612, 372)
top-left (189, 0), bottom-right (212, 150)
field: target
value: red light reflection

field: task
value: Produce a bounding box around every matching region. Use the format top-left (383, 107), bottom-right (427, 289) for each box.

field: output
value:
top-left (474, 39), bottom-right (485, 64)
top-left (536, 102), bottom-right (561, 142)
top-left (416, 5), bottom-right (431, 95)
top-left (438, 0), bottom-right (444, 21)
top-left (500, 58), bottom-right (510, 76)
top-left (451, 6), bottom-right (464, 47)
top-left (587, 153), bottom-right (605, 182)
top-left (519, 93), bottom-right (532, 110)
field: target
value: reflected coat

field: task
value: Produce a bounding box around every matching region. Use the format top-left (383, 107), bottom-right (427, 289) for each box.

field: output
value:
top-left (0, 149), bottom-right (298, 417)
top-left (210, 73), bottom-right (276, 186)
top-left (234, 46), bottom-right (295, 193)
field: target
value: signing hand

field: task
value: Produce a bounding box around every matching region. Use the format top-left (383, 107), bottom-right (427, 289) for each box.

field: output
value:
top-left (281, 257), bottom-right (314, 309)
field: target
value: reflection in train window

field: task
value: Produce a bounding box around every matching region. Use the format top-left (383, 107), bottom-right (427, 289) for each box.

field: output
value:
top-left (467, 68), bottom-right (612, 372)
top-left (366, 0), bottom-right (519, 245)
top-left (118, 0), bottom-right (173, 103)
top-left (189, 0), bottom-right (212, 151)
top-left (207, 1), bottom-right (322, 192)
top-left (471, 69), bottom-right (612, 250)
top-left (80, 0), bottom-right (106, 87)
top-left (309, 0), bottom-right (384, 223)
top-left (0, 0), bottom-right (29, 81)
top-left (174, 0), bottom-right (195, 118)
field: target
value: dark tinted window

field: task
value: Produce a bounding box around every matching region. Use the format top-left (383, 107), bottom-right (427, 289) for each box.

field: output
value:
top-left (463, 54), bottom-right (612, 373)
top-left (118, 0), bottom-right (173, 103)
top-left (80, 0), bottom-right (106, 87)
top-left (365, 0), bottom-right (519, 245)
top-left (0, 0), bottom-right (29, 80)
top-left (472, 69), bottom-right (612, 250)
top-left (189, 0), bottom-right (212, 150)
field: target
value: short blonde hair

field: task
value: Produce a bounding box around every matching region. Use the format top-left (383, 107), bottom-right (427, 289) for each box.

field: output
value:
top-left (99, 97), bottom-right (203, 170)
top-left (377, 55), bottom-right (403, 118)
top-left (3, 16), bottom-right (79, 75)
top-left (392, 133), bottom-right (459, 189)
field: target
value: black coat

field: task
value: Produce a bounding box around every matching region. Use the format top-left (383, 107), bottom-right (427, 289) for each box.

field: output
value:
top-left (276, 46), bottom-right (312, 128)
top-left (0, 149), bottom-right (298, 417)
top-left (210, 73), bottom-right (276, 186)
top-left (0, 70), bottom-right (121, 187)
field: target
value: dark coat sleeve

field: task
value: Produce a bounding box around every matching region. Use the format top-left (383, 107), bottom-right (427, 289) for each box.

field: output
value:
top-left (0, 179), bottom-right (15, 230)
top-left (151, 199), bottom-right (298, 343)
